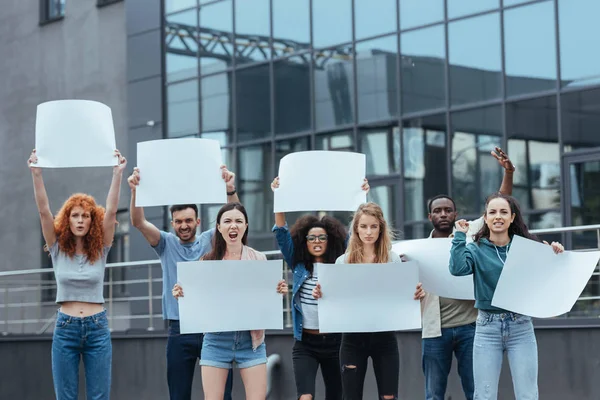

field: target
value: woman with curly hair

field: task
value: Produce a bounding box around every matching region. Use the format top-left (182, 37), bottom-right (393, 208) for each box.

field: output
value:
top-left (172, 202), bottom-right (288, 400)
top-left (450, 193), bottom-right (564, 400)
top-left (270, 176), bottom-right (369, 400)
top-left (28, 148), bottom-right (127, 400)
top-left (313, 202), bottom-right (424, 400)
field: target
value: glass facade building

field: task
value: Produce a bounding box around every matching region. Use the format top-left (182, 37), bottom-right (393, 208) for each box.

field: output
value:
top-left (163, 0), bottom-right (600, 251)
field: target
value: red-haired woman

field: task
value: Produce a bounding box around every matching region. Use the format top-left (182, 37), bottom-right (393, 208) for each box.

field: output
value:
top-left (28, 149), bottom-right (126, 400)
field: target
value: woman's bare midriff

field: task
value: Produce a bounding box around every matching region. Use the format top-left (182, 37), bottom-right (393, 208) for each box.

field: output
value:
top-left (60, 301), bottom-right (104, 317)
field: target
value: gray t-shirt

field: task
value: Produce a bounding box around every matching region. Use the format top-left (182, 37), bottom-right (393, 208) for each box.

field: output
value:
top-left (50, 241), bottom-right (111, 304)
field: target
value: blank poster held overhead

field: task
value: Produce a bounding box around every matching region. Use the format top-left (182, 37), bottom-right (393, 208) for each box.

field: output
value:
top-left (274, 151), bottom-right (366, 212)
top-left (135, 138), bottom-right (226, 207)
top-left (35, 100), bottom-right (118, 168)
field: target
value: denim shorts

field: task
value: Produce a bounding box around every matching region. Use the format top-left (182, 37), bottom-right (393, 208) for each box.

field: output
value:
top-left (200, 331), bottom-right (267, 369)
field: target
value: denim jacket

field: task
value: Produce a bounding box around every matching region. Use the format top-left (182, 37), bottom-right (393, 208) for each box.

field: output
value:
top-left (272, 223), bottom-right (311, 341)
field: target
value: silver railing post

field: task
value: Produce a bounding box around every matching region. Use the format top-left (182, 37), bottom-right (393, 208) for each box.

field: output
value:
top-left (147, 264), bottom-right (154, 331)
top-left (108, 268), bottom-right (114, 331)
top-left (3, 288), bottom-right (8, 335)
top-left (284, 263), bottom-right (292, 328)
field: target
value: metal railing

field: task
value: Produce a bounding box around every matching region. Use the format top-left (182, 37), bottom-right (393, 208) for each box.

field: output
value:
top-left (1, 225), bottom-right (599, 335)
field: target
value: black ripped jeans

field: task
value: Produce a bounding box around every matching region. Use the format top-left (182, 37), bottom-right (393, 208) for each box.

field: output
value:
top-left (339, 332), bottom-right (399, 400)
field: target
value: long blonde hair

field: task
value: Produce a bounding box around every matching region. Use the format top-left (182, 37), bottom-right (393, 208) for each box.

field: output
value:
top-left (346, 202), bottom-right (393, 264)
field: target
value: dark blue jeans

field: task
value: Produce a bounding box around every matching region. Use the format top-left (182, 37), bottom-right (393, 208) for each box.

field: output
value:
top-left (167, 320), bottom-right (233, 400)
top-left (52, 310), bottom-right (112, 400)
top-left (422, 323), bottom-right (475, 400)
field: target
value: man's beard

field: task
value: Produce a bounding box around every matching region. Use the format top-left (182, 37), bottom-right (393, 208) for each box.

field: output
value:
top-left (434, 221), bottom-right (454, 233)
top-left (176, 227), bottom-right (196, 241)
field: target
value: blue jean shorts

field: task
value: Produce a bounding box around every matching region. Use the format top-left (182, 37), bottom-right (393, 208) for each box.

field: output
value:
top-left (200, 331), bottom-right (267, 369)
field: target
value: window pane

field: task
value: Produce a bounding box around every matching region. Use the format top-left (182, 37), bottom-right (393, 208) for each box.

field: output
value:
top-left (356, 35), bottom-right (399, 123)
top-left (401, 26), bottom-right (446, 114)
top-left (562, 88), bottom-right (600, 151)
top-left (167, 80), bottom-right (199, 137)
top-left (48, 0), bottom-right (65, 19)
top-left (315, 131), bottom-right (354, 151)
top-left (314, 51), bottom-right (355, 130)
top-left (274, 59), bottom-right (311, 135)
top-left (238, 144), bottom-right (273, 234)
top-left (201, 73), bottom-right (232, 135)
top-left (559, 0), bottom-right (600, 88)
top-left (165, 0), bottom-right (195, 14)
top-left (451, 106), bottom-right (502, 216)
top-left (199, 0), bottom-right (233, 75)
top-left (272, 0), bottom-right (310, 57)
top-left (370, 184), bottom-right (398, 231)
top-left (403, 114), bottom-right (447, 222)
top-left (504, 2), bottom-right (557, 97)
top-left (235, 0), bottom-right (271, 64)
top-left (360, 128), bottom-right (400, 175)
top-left (447, 0), bottom-right (498, 19)
top-left (355, 0), bottom-right (396, 40)
top-left (165, 9), bottom-right (198, 82)
top-left (236, 65), bottom-right (272, 142)
top-left (313, 0), bottom-right (352, 48)
top-left (504, 0), bottom-right (536, 6)
top-left (506, 97), bottom-right (560, 212)
top-left (400, 0), bottom-right (443, 30)
top-left (449, 13), bottom-right (501, 105)
top-left (403, 222), bottom-right (430, 240)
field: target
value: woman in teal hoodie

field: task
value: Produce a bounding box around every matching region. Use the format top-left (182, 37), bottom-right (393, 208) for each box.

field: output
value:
top-left (449, 193), bottom-right (563, 400)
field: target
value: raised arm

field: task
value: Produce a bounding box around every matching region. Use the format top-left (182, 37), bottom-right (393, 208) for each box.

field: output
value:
top-left (449, 220), bottom-right (475, 276)
top-left (491, 147), bottom-right (515, 196)
top-left (103, 150), bottom-right (127, 247)
top-left (28, 150), bottom-right (56, 247)
top-left (222, 165), bottom-right (240, 203)
top-left (271, 177), bottom-right (285, 227)
top-left (128, 167), bottom-right (161, 247)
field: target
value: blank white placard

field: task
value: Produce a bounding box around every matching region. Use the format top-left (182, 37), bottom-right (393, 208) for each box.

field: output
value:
top-left (177, 260), bottom-right (284, 333)
top-left (35, 100), bottom-right (117, 168)
top-left (317, 262), bottom-right (421, 333)
top-left (492, 235), bottom-right (600, 318)
top-left (135, 138), bottom-right (226, 207)
top-left (392, 238), bottom-right (475, 300)
top-left (274, 151), bottom-right (366, 212)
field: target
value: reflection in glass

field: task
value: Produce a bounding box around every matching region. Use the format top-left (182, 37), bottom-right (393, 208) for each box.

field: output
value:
top-left (401, 26), bottom-right (446, 114)
top-left (199, 0), bottom-right (233, 75)
top-left (273, 0), bottom-right (310, 56)
top-left (447, 0), bottom-right (498, 19)
top-left (238, 144), bottom-right (273, 233)
top-left (451, 106), bottom-right (502, 216)
top-left (201, 73), bottom-right (232, 136)
top-left (506, 97), bottom-right (560, 216)
top-left (559, 0), bottom-right (600, 87)
top-left (314, 50), bottom-right (355, 130)
top-left (166, 9), bottom-right (198, 82)
top-left (315, 131), bottom-right (354, 151)
top-left (448, 13), bottom-right (501, 105)
top-left (274, 60), bottom-right (311, 135)
top-left (355, 0), bottom-right (396, 40)
top-left (165, 0), bottom-right (195, 14)
top-left (356, 35), bottom-right (398, 123)
top-left (403, 115), bottom-right (447, 222)
top-left (235, 0), bottom-right (271, 64)
top-left (236, 65), bottom-right (272, 142)
top-left (562, 88), bottom-right (600, 151)
top-left (370, 185), bottom-right (397, 231)
top-left (504, 2), bottom-right (557, 97)
top-left (569, 160), bottom-right (600, 235)
top-left (360, 128), bottom-right (400, 175)
top-left (313, 0), bottom-right (352, 48)
top-left (167, 80), bottom-right (199, 137)
top-left (400, 0), bottom-right (443, 30)
top-left (47, 0), bottom-right (65, 19)
top-left (403, 222), bottom-right (430, 240)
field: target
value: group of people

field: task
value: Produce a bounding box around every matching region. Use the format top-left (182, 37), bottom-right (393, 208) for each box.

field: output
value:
top-left (28, 145), bottom-right (564, 400)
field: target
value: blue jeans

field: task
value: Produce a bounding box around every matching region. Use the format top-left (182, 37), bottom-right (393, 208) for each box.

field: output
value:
top-left (166, 320), bottom-right (233, 400)
top-left (473, 311), bottom-right (538, 400)
top-left (52, 310), bottom-right (112, 400)
top-left (422, 323), bottom-right (475, 400)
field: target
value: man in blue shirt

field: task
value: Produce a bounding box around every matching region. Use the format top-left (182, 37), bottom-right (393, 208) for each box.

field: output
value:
top-left (128, 165), bottom-right (239, 400)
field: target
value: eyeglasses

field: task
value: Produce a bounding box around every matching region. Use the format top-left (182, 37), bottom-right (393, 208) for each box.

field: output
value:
top-left (306, 234), bottom-right (328, 243)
